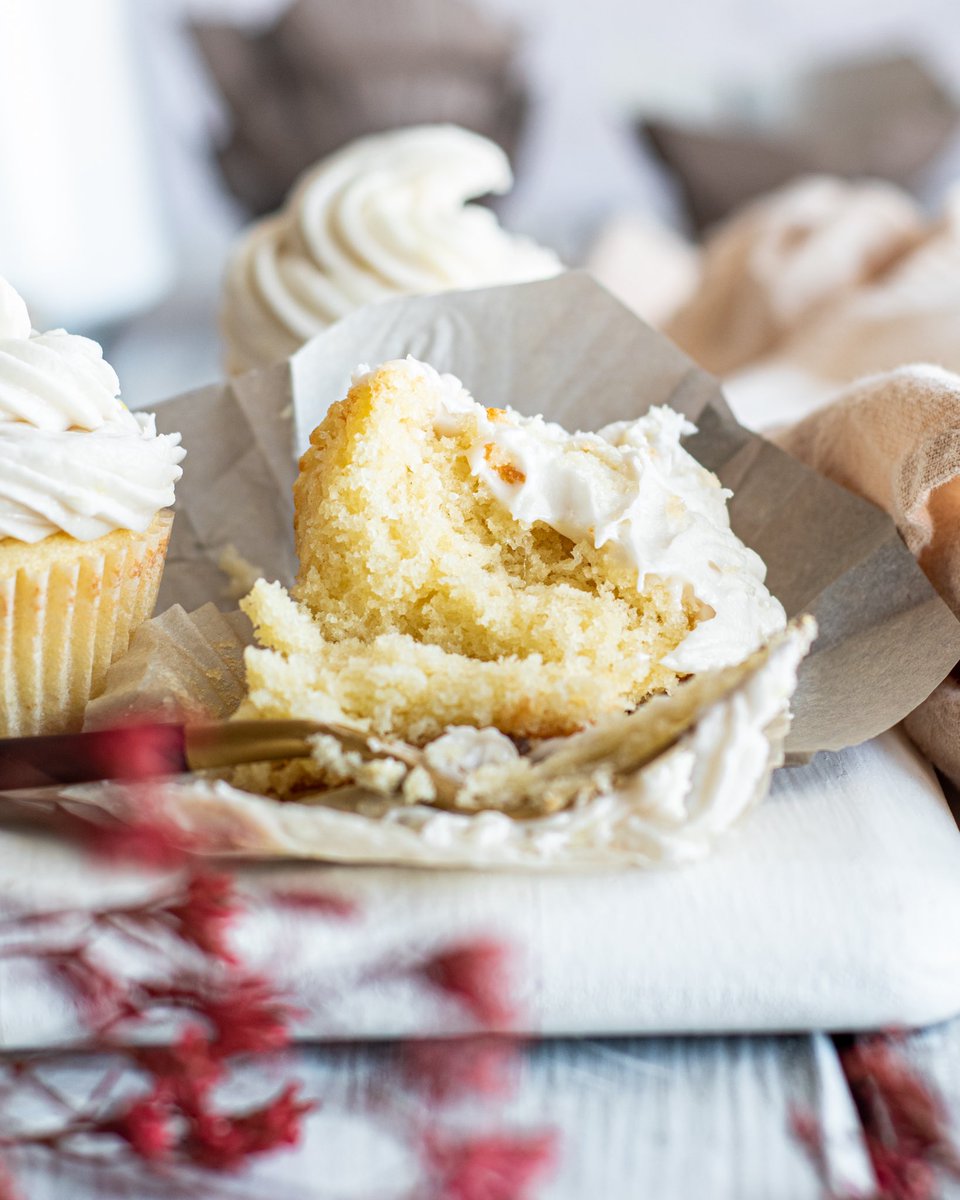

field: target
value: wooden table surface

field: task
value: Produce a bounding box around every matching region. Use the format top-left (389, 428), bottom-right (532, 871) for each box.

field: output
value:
top-left (8, 1025), bottom-right (959, 1197)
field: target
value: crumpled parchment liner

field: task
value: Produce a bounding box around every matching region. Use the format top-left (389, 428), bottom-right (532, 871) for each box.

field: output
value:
top-left (85, 604), bottom-right (250, 728)
top-left (152, 272), bottom-right (960, 756)
top-left (79, 609), bottom-right (813, 868)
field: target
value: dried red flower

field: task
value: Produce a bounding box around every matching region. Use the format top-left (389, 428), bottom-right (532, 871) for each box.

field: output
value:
top-left (793, 1035), bottom-right (960, 1200)
top-left (81, 807), bottom-right (192, 871)
top-left (841, 1039), bottom-right (948, 1153)
top-left (229, 1082), bottom-right (315, 1153)
top-left (63, 722), bottom-right (196, 870)
top-left (183, 1112), bottom-right (247, 1170)
top-left (425, 1131), bottom-right (557, 1200)
top-left (135, 1025), bottom-right (225, 1115)
top-left (840, 1036), bottom-right (960, 1200)
top-left (422, 939), bottom-right (516, 1028)
top-left (269, 889), bottom-right (358, 919)
top-left (205, 974), bottom-right (299, 1057)
top-left (163, 873), bottom-right (240, 964)
top-left (100, 1088), bottom-right (175, 1162)
top-left (789, 1109), bottom-right (827, 1176)
top-left (142, 973), bottom-right (300, 1058)
top-left (402, 1037), bottom-right (514, 1103)
top-left (0, 804), bottom-right (545, 1198)
top-left (49, 950), bottom-right (130, 1026)
top-left (184, 1084), bottom-right (315, 1170)
top-left (88, 724), bottom-right (186, 783)
top-left (869, 1145), bottom-right (938, 1200)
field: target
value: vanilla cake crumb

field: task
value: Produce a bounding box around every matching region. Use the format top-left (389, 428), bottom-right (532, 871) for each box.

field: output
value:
top-left (218, 543), bottom-right (265, 601)
top-left (236, 358), bottom-right (785, 753)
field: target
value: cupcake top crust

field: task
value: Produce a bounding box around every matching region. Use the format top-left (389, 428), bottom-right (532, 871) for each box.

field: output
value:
top-left (0, 277), bottom-right (185, 543)
top-left (220, 124), bottom-right (563, 375)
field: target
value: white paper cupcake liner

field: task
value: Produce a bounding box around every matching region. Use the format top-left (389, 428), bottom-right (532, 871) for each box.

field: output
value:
top-left (0, 512), bottom-right (172, 736)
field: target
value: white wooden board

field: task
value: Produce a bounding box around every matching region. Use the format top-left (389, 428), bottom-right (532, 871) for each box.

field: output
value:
top-left (0, 1034), bottom-right (872, 1200)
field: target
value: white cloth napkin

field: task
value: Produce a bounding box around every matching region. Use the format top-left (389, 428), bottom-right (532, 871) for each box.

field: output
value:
top-left (1, 730), bottom-right (959, 1044)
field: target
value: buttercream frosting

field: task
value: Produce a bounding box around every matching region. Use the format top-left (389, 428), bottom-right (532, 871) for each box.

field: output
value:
top-left (0, 277), bottom-right (185, 543)
top-left (221, 124), bottom-right (563, 375)
top-left (372, 357), bottom-right (786, 675)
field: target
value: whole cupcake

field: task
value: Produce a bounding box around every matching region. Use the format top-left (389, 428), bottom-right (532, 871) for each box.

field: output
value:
top-left (220, 124), bottom-right (563, 375)
top-left (0, 277), bottom-right (185, 736)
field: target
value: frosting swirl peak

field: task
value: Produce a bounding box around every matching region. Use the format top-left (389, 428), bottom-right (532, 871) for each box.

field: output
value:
top-left (0, 277), bottom-right (31, 340)
top-left (0, 278), bottom-right (185, 543)
top-left (221, 125), bottom-right (563, 375)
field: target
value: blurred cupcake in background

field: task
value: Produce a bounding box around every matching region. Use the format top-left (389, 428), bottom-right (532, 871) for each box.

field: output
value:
top-left (193, 0), bottom-right (530, 217)
top-left (0, 278), bottom-right (185, 735)
top-left (220, 124), bottom-right (563, 375)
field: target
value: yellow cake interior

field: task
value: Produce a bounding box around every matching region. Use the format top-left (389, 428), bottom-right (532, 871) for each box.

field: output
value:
top-left (238, 361), bottom-right (702, 755)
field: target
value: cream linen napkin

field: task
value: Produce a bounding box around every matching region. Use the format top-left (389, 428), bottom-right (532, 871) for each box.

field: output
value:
top-left (779, 366), bottom-right (960, 786)
top-left (662, 175), bottom-right (924, 376)
top-left (749, 191), bottom-right (960, 385)
top-left (658, 176), bottom-right (960, 417)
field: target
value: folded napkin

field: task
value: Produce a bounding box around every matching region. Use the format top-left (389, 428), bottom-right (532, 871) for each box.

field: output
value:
top-left (779, 366), bottom-right (960, 786)
top-left (4, 731), bottom-right (960, 1043)
top-left (750, 191), bottom-right (960, 386)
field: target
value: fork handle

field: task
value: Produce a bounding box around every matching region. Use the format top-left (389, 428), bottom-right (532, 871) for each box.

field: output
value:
top-left (0, 725), bottom-right (188, 792)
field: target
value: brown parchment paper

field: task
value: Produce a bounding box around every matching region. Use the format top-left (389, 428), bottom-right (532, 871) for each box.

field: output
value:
top-left (152, 272), bottom-right (960, 755)
top-left (642, 54), bottom-right (959, 232)
top-left (192, 0), bottom-right (529, 216)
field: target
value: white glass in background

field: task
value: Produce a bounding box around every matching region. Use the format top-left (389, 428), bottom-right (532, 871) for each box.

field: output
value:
top-left (0, 0), bottom-right (174, 332)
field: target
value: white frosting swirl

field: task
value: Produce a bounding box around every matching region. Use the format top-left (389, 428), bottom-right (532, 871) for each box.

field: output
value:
top-left (221, 125), bottom-right (563, 375)
top-left (411, 358), bottom-right (787, 675)
top-left (0, 277), bottom-right (185, 543)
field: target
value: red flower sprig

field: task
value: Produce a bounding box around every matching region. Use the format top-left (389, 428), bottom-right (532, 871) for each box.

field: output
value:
top-left (792, 1033), bottom-right (960, 1200)
top-left (163, 872), bottom-right (240, 963)
top-left (101, 1087), bottom-right (177, 1162)
top-left (0, 721), bottom-right (558, 1197)
top-left (0, 864), bottom-right (315, 1189)
top-left (425, 1130), bottom-right (559, 1200)
top-left (422, 938), bottom-right (517, 1028)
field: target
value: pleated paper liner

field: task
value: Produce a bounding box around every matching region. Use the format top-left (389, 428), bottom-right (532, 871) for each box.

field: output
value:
top-left (0, 512), bottom-right (172, 736)
top-left (84, 601), bottom-right (249, 729)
